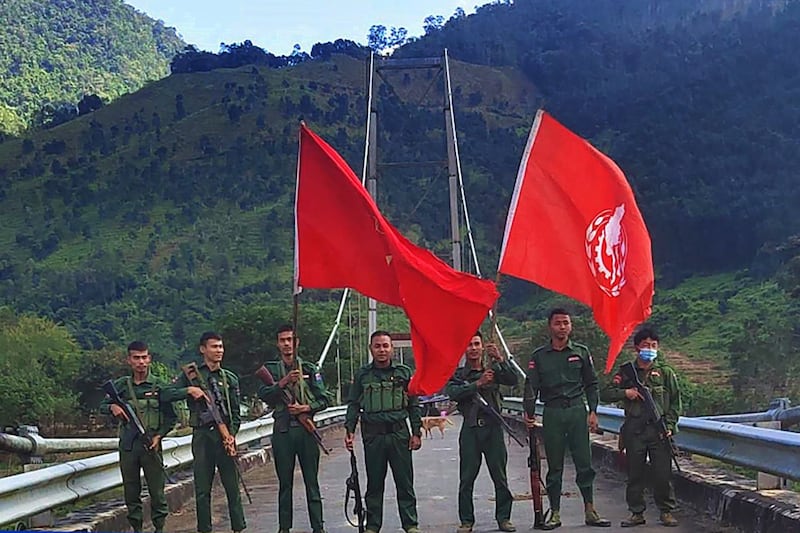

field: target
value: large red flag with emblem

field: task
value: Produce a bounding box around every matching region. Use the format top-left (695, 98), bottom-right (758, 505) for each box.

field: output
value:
top-left (295, 123), bottom-right (499, 394)
top-left (498, 110), bottom-right (654, 372)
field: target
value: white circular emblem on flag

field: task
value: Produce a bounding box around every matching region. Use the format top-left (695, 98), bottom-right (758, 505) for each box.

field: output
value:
top-left (585, 204), bottom-right (627, 297)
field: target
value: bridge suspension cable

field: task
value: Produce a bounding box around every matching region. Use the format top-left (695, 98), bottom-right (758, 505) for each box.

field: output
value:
top-left (315, 50), bottom-right (525, 383)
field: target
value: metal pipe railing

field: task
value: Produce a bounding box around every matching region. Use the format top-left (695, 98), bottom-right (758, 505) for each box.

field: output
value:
top-left (0, 406), bottom-right (348, 528)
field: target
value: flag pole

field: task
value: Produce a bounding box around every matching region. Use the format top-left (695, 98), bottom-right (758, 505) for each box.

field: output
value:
top-left (489, 272), bottom-right (502, 344)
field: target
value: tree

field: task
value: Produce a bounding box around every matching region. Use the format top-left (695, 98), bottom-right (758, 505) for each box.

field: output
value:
top-left (0, 309), bottom-right (83, 428)
top-left (78, 94), bottom-right (104, 115)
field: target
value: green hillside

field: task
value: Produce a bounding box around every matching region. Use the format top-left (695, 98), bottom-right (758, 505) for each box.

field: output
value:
top-left (0, 0), bottom-right (184, 135)
top-left (0, 54), bottom-right (538, 359)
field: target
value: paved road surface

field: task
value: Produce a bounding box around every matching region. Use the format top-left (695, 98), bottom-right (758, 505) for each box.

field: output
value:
top-left (164, 418), bottom-right (736, 532)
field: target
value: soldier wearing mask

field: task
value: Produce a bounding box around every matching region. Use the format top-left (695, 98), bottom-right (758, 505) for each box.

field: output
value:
top-left (601, 325), bottom-right (682, 528)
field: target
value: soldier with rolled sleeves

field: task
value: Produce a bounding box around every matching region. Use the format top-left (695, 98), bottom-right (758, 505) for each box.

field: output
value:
top-left (523, 309), bottom-right (610, 530)
top-left (168, 331), bottom-right (246, 533)
top-left (100, 341), bottom-right (177, 533)
top-left (344, 330), bottom-right (423, 533)
top-left (258, 324), bottom-right (330, 533)
top-left (445, 331), bottom-right (518, 533)
top-left (601, 325), bottom-right (681, 528)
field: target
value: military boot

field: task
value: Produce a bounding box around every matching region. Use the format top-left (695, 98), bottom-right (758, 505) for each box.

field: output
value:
top-left (540, 510), bottom-right (561, 530)
top-left (498, 519), bottom-right (516, 532)
top-left (621, 513), bottom-right (646, 527)
top-left (660, 512), bottom-right (679, 527)
top-left (456, 524), bottom-right (473, 533)
top-left (585, 506), bottom-right (611, 527)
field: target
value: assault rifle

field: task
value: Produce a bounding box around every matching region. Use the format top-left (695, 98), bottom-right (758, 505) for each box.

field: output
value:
top-left (101, 380), bottom-right (175, 484)
top-left (528, 424), bottom-right (545, 529)
top-left (181, 363), bottom-right (252, 503)
top-left (344, 449), bottom-right (366, 532)
top-left (620, 361), bottom-right (681, 472)
top-left (459, 378), bottom-right (526, 448)
top-left (255, 364), bottom-right (329, 454)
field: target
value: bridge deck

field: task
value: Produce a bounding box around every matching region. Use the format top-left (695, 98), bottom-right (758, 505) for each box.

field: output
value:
top-left (164, 418), bottom-right (735, 532)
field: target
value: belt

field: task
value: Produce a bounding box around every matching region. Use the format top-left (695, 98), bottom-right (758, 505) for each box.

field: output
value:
top-left (544, 397), bottom-right (584, 409)
top-left (289, 419), bottom-right (302, 428)
top-left (362, 420), bottom-right (407, 435)
top-left (475, 417), bottom-right (498, 427)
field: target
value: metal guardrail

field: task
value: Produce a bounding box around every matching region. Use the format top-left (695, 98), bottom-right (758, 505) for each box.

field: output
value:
top-left (0, 406), bottom-right (348, 528)
top-left (502, 397), bottom-right (800, 481)
top-left (0, 430), bottom-right (118, 456)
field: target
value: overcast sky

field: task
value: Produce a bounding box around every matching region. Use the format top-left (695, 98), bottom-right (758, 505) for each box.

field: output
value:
top-left (125, 0), bottom-right (475, 54)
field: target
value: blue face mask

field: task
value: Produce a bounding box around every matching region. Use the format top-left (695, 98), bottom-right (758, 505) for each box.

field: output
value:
top-left (638, 348), bottom-right (658, 362)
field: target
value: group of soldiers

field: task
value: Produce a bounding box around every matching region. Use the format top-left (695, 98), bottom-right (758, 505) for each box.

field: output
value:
top-left (102, 308), bottom-right (681, 533)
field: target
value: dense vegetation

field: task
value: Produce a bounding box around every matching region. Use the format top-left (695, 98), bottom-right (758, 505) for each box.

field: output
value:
top-left (0, 0), bottom-right (799, 427)
top-left (0, 0), bottom-right (184, 135)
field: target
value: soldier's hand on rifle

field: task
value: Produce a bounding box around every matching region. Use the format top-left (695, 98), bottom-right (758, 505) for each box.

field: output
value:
top-left (279, 369), bottom-right (302, 388)
top-left (486, 343), bottom-right (503, 362)
top-left (524, 413), bottom-right (538, 429)
top-left (149, 434), bottom-right (162, 450)
top-left (109, 404), bottom-right (129, 421)
top-left (186, 386), bottom-right (206, 400)
top-left (624, 388), bottom-right (644, 401)
top-left (345, 432), bottom-right (355, 451)
top-left (476, 369), bottom-right (495, 387)
top-left (409, 434), bottom-right (422, 451)
top-left (588, 411), bottom-right (599, 433)
top-left (288, 402), bottom-right (311, 415)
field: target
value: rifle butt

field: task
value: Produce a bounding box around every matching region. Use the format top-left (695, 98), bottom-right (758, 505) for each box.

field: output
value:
top-left (254, 365), bottom-right (275, 386)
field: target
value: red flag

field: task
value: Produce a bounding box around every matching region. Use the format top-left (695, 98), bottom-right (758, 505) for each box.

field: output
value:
top-left (295, 124), bottom-right (499, 394)
top-left (498, 110), bottom-right (654, 372)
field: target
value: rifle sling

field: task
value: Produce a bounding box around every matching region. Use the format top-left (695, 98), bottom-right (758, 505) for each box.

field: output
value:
top-left (191, 365), bottom-right (233, 423)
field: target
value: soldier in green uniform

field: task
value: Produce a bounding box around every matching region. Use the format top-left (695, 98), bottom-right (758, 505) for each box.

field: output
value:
top-left (258, 324), bottom-right (330, 533)
top-left (601, 326), bottom-right (681, 528)
top-left (523, 309), bottom-right (611, 530)
top-left (169, 332), bottom-right (247, 533)
top-left (100, 341), bottom-right (177, 533)
top-left (445, 331), bottom-right (518, 533)
top-left (344, 330), bottom-right (423, 533)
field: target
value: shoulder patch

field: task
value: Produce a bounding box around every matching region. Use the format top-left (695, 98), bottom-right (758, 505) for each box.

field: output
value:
top-left (612, 374), bottom-right (622, 385)
top-left (651, 370), bottom-right (661, 378)
top-left (315, 372), bottom-right (323, 383)
top-left (528, 360), bottom-right (536, 369)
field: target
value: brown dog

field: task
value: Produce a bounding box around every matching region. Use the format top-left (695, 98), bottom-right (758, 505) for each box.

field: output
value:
top-left (421, 416), bottom-right (454, 439)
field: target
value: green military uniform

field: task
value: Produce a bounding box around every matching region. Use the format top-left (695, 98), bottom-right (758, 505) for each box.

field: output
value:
top-left (258, 357), bottom-right (330, 533)
top-left (345, 361), bottom-right (422, 532)
top-left (170, 363), bottom-right (246, 533)
top-left (523, 341), bottom-right (599, 511)
top-left (445, 360), bottom-right (518, 528)
top-left (601, 359), bottom-right (681, 515)
top-left (100, 375), bottom-right (177, 533)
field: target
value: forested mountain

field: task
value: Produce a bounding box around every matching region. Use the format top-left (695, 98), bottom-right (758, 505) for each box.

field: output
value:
top-left (402, 0), bottom-right (800, 281)
top-left (0, 0), bottom-right (184, 135)
top-left (0, 0), bottom-right (799, 425)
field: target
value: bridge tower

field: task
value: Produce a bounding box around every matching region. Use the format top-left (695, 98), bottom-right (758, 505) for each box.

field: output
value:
top-left (363, 50), bottom-right (467, 344)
